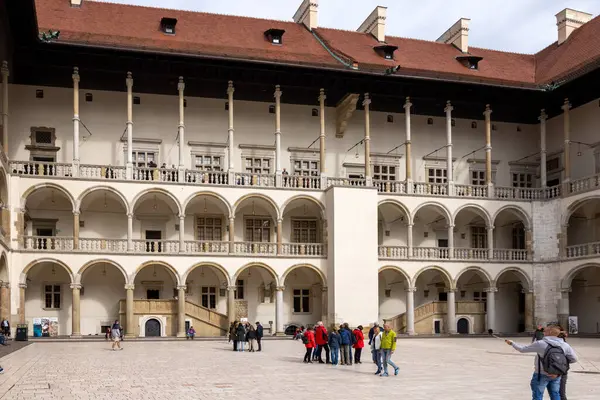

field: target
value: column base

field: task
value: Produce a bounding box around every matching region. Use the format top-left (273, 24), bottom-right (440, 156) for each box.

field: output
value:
top-left (70, 334), bottom-right (82, 339)
top-left (125, 333), bottom-right (136, 339)
top-left (176, 332), bottom-right (187, 338)
top-left (275, 332), bottom-right (286, 337)
top-left (126, 163), bottom-right (133, 180)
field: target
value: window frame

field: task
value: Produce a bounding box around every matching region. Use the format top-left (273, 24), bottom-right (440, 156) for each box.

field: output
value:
top-left (292, 288), bottom-right (311, 314)
top-left (291, 159), bottom-right (320, 177)
top-left (43, 283), bottom-right (62, 310)
top-left (194, 154), bottom-right (223, 172)
top-left (291, 218), bottom-right (319, 243)
top-left (470, 226), bottom-right (487, 249)
top-left (244, 216), bottom-right (272, 243)
top-left (131, 149), bottom-right (158, 168)
top-left (426, 167), bottom-right (448, 184)
top-left (234, 279), bottom-right (244, 300)
top-left (373, 163), bottom-right (397, 181)
top-left (201, 286), bottom-right (217, 309)
top-left (195, 215), bottom-right (224, 241)
top-left (511, 172), bottom-right (535, 188)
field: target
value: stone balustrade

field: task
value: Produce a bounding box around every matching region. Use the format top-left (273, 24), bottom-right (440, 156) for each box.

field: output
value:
top-left (280, 243), bottom-right (326, 256)
top-left (565, 242), bottom-right (600, 259)
top-left (378, 245), bottom-right (530, 262)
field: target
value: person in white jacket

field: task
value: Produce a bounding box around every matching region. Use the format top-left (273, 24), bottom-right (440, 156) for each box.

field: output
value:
top-left (371, 326), bottom-right (383, 375)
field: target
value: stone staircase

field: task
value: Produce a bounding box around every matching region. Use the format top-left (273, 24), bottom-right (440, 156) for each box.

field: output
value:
top-left (184, 300), bottom-right (229, 336)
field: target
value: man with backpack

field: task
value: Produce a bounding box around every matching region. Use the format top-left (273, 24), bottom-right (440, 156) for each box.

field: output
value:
top-left (506, 324), bottom-right (577, 400)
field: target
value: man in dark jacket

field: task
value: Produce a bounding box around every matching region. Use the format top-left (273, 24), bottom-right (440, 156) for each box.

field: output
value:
top-left (532, 325), bottom-right (544, 342)
top-left (256, 321), bottom-right (263, 351)
top-left (340, 324), bottom-right (352, 365)
top-left (368, 322), bottom-right (379, 345)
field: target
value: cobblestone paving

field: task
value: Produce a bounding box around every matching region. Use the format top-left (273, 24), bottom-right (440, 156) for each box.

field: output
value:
top-left (1, 338), bottom-right (599, 399)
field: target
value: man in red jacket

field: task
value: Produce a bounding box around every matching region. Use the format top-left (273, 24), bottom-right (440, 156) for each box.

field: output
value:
top-left (303, 326), bottom-right (316, 363)
top-left (315, 321), bottom-right (330, 364)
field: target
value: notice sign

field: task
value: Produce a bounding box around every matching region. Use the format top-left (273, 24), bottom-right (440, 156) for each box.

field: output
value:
top-left (568, 316), bottom-right (578, 335)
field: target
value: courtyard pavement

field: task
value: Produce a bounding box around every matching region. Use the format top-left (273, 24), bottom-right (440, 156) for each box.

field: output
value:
top-left (0, 337), bottom-right (599, 399)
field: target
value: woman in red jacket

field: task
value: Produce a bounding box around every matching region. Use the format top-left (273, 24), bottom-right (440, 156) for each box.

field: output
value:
top-left (352, 325), bottom-right (365, 364)
top-left (303, 326), bottom-right (316, 363)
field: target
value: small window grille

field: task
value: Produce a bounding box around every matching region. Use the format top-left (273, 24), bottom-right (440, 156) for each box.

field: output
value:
top-left (269, 105), bottom-right (275, 114)
top-left (312, 108), bottom-right (319, 117)
top-left (427, 118), bottom-right (433, 125)
top-left (133, 96), bottom-right (141, 105)
top-left (36, 90), bottom-right (44, 99)
top-left (85, 93), bottom-right (93, 102)
top-left (387, 115), bottom-right (394, 123)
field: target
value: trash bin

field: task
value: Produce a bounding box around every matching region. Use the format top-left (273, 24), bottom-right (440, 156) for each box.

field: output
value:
top-left (15, 324), bottom-right (28, 341)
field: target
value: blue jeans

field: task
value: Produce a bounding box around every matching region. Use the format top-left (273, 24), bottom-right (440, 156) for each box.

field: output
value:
top-left (238, 341), bottom-right (245, 352)
top-left (381, 349), bottom-right (398, 375)
top-left (331, 347), bottom-right (339, 365)
top-left (530, 373), bottom-right (561, 400)
top-left (373, 349), bottom-right (382, 373)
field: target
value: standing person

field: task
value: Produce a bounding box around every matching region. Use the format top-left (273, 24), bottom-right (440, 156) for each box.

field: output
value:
top-left (368, 322), bottom-right (379, 345)
top-left (236, 321), bottom-right (246, 352)
top-left (1, 318), bottom-right (9, 337)
top-left (339, 323), bottom-right (352, 365)
top-left (246, 324), bottom-right (257, 352)
top-left (111, 320), bottom-right (123, 351)
top-left (380, 323), bottom-right (399, 377)
top-left (371, 326), bottom-right (383, 375)
top-left (303, 326), bottom-right (316, 363)
top-left (256, 321), bottom-right (263, 352)
top-left (231, 322), bottom-right (238, 351)
top-left (328, 327), bottom-right (341, 366)
top-left (315, 321), bottom-right (330, 364)
top-left (552, 328), bottom-right (570, 400)
top-left (353, 325), bottom-right (365, 364)
top-left (533, 325), bottom-right (545, 342)
top-left (344, 323), bottom-right (354, 364)
top-left (506, 324), bottom-right (577, 400)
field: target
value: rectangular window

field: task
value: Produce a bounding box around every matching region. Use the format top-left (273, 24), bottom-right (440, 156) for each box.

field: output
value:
top-left (512, 223), bottom-right (526, 249)
top-left (512, 172), bottom-right (533, 188)
top-left (132, 150), bottom-right (157, 168)
top-left (293, 289), bottom-right (310, 313)
top-left (245, 218), bottom-right (271, 242)
top-left (195, 155), bottom-right (222, 172)
top-left (234, 279), bottom-right (244, 300)
top-left (292, 219), bottom-right (318, 243)
top-left (427, 168), bottom-right (447, 184)
top-left (471, 170), bottom-right (485, 186)
top-left (44, 284), bottom-right (61, 309)
top-left (292, 159), bottom-right (319, 176)
top-left (373, 164), bottom-right (397, 181)
top-left (196, 217), bottom-right (223, 241)
top-left (470, 226), bottom-right (487, 249)
top-left (546, 157), bottom-right (560, 173)
top-left (245, 157), bottom-right (271, 174)
top-left (594, 151), bottom-right (600, 174)
top-left (201, 286), bottom-right (217, 309)
top-left (473, 291), bottom-right (481, 302)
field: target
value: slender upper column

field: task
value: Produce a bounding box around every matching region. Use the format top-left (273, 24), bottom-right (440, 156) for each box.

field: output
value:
top-left (71, 283), bottom-right (82, 337)
top-left (127, 213), bottom-right (133, 251)
top-left (275, 286), bottom-right (285, 335)
top-left (447, 289), bottom-right (457, 334)
top-left (447, 224), bottom-right (454, 259)
top-left (1, 61), bottom-right (9, 154)
top-left (321, 286), bottom-right (328, 327)
top-left (72, 67), bottom-right (81, 167)
top-left (524, 289), bottom-right (534, 332)
top-left (407, 223), bottom-right (413, 258)
top-left (274, 85), bottom-right (282, 174)
top-left (406, 287), bottom-right (416, 335)
top-left (0, 282), bottom-right (10, 328)
top-left (562, 98), bottom-right (572, 183)
top-left (228, 217), bottom-right (235, 249)
top-left (445, 101), bottom-right (454, 192)
top-left (177, 285), bottom-right (186, 337)
top-left (485, 286), bottom-right (497, 332)
top-left (18, 283), bottom-right (27, 324)
top-left (363, 93), bottom-right (372, 179)
top-left (319, 88), bottom-right (326, 174)
top-left (126, 72), bottom-right (134, 178)
top-left (73, 212), bottom-right (80, 250)
top-left (539, 109), bottom-right (548, 188)
top-left (227, 81), bottom-right (235, 171)
top-left (125, 284), bottom-right (135, 337)
top-left (404, 97), bottom-right (412, 183)
top-left (177, 76), bottom-right (185, 169)
top-left (558, 288), bottom-right (571, 330)
top-left (487, 225), bottom-right (494, 260)
top-left (179, 215), bottom-right (185, 252)
top-left (227, 286), bottom-right (236, 325)
top-left (276, 218), bottom-right (283, 255)
top-left (483, 104), bottom-right (493, 185)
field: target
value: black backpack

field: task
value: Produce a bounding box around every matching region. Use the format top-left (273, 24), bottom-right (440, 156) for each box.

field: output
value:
top-left (540, 340), bottom-right (570, 376)
top-left (301, 334), bottom-right (309, 345)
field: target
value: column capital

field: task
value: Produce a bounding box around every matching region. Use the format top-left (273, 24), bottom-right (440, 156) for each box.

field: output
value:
top-left (403, 96), bottom-right (412, 109)
top-left (484, 286), bottom-right (498, 293)
top-left (486, 225), bottom-right (495, 230)
top-left (362, 92), bottom-right (371, 107)
top-left (318, 88), bottom-right (326, 102)
top-left (178, 214), bottom-right (185, 220)
top-left (0, 281), bottom-right (10, 288)
top-left (126, 71), bottom-right (133, 87)
top-left (275, 285), bottom-right (285, 292)
top-left (70, 283), bottom-right (82, 290)
top-left (406, 287), bottom-right (417, 292)
top-left (227, 80), bottom-right (235, 95)
top-left (1, 61), bottom-right (9, 76)
top-left (277, 218), bottom-right (283, 224)
top-left (539, 109), bottom-right (548, 121)
top-left (227, 285), bottom-right (236, 292)
top-left (521, 288), bottom-right (534, 294)
top-left (124, 284), bottom-right (135, 290)
top-left (483, 104), bottom-right (492, 117)
top-left (73, 211), bottom-right (80, 217)
top-left (407, 223), bottom-right (414, 228)
top-left (560, 287), bottom-right (572, 294)
top-left (321, 286), bottom-right (328, 292)
top-left (444, 100), bottom-right (453, 113)
top-left (446, 288), bottom-right (457, 293)
top-left (19, 283), bottom-right (27, 289)
top-left (177, 285), bottom-right (187, 291)
top-left (127, 212), bottom-right (133, 219)
top-left (447, 224), bottom-right (455, 229)
top-left (72, 66), bottom-right (80, 83)
top-left (274, 85), bottom-right (282, 99)
top-left (562, 98), bottom-right (572, 111)
top-left (177, 76), bottom-right (185, 92)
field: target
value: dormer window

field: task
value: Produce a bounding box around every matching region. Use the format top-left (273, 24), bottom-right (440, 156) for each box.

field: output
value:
top-left (160, 17), bottom-right (177, 35)
top-left (374, 45), bottom-right (398, 61)
top-left (456, 55), bottom-right (483, 70)
top-left (264, 28), bottom-right (285, 45)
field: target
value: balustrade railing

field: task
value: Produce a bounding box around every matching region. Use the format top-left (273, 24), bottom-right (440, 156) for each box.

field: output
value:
top-left (494, 186), bottom-right (541, 201)
top-left (234, 173), bottom-right (276, 187)
top-left (184, 241), bottom-right (230, 254)
top-left (184, 170), bottom-right (229, 185)
top-left (23, 236), bottom-right (74, 251)
top-left (453, 248), bottom-right (489, 260)
top-left (282, 175), bottom-right (321, 189)
top-left (412, 246), bottom-right (449, 259)
top-left (378, 246), bottom-right (408, 259)
top-left (455, 184), bottom-right (488, 198)
top-left (413, 182), bottom-right (447, 196)
top-left (232, 242), bottom-right (277, 255)
top-left (326, 177), bottom-right (367, 187)
top-left (79, 238), bottom-right (128, 252)
top-left (79, 164), bottom-right (127, 180)
top-left (565, 242), bottom-right (600, 259)
top-left (132, 239), bottom-right (180, 254)
top-left (492, 248), bottom-right (529, 261)
top-left (10, 161), bottom-right (73, 178)
top-left (374, 180), bottom-right (406, 194)
top-left (568, 175), bottom-right (600, 196)
top-left (132, 167), bottom-right (179, 182)
top-left (280, 243), bottom-right (325, 256)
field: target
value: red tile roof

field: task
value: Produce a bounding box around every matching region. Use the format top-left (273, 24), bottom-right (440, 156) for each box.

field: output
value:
top-left (33, 0), bottom-right (600, 87)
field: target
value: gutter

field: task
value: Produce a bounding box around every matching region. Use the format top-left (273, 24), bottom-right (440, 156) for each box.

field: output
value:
top-left (310, 30), bottom-right (358, 70)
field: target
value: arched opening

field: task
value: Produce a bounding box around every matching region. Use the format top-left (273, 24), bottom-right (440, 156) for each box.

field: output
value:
top-left (183, 193), bottom-right (231, 254)
top-left (566, 198), bottom-right (600, 258)
top-left (132, 191), bottom-right (180, 254)
top-left (493, 207), bottom-right (530, 261)
top-left (79, 188), bottom-right (128, 252)
top-left (453, 206), bottom-right (491, 260)
top-left (23, 260), bottom-right (73, 336)
top-left (378, 202), bottom-right (409, 259)
top-left (185, 264), bottom-right (229, 315)
top-left (378, 267), bottom-right (409, 331)
top-left (23, 186), bottom-right (75, 251)
top-left (413, 204), bottom-right (452, 259)
top-left (454, 268), bottom-right (492, 334)
top-left (282, 265), bottom-right (325, 332)
top-left (413, 267), bottom-right (452, 334)
top-left (457, 318), bottom-right (469, 334)
top-left (568, 265), bottom-right (600, 333)
top-left (281, 197), bottom-right (325, 256)
top-left (145, 318), bottom-right (161, 337)
top-left (79, 261), bottom-right (127, 336)
top-left (496, 268), bottom-right (531, 333)
top-left (233, 264), bottom-right (278, 326)
top-left (0, 171), bottom-right (8, 240)
top-left (233, 195), bottom-right (279, 255)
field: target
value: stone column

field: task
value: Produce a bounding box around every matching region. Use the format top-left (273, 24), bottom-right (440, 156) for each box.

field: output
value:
top-left (485, 286), bottom-right (497, 332)
top-left (321, 286), bottom-right (328, 327)
top-left (274, 85), bottom-right (282, 180)
top-left (1, 61), bottom-right (9, 154)
top-left (319, 88), bottom-right (326, 175)
top-left (363, 93), bottom-right (372, 181)
top-left (562, 98), bottom-right (571, 183)
top-left (406, 287), bottom-right (416, 335)
top-left (487, 225), bottom-right (494, 260)
top-left (125, 72), bottom-right (134, 179)
top-left (72, 67), bottom-right (80, 176)
top-left (447, 224), bottom-right (454, 259)
top-left (404, 97), bottom-right (412, 192)
top-left (227, 81), bottom-right (235, 177)
top-left (125, 284), bottom-right (135, 337)
top-left (73, 211), bottom-right (80, 250)
top-left (177, 77), bottom-right (186, 181)
top-left (18, 283), bottom-right (26, 324)
top-left (179, 215), bottom-right (185, 252)
top-left (276, 218), bottom-right (282, 255)
top-left (275, 286), bottom-right (285, 336)
top-left (71, 283), bottom-right (82, 337)
top-left (407, 223), bottom-right (413, 258)
top-left (445, 101), bottom-right (454, 195)
top-left (0, 282), bottom-right (11, 325)
top-left (526, 229), bottom-right (533, 260)
top-left (227, 285), bottom-right (236, 325)
top-left (229, 217), bottom-right (235, 253)
top-left (177, 285), bottom-right (186, 337)
top-left (524, 289), bottom-right (534, 332)
top-left (127, 213), bottom-right (133, 251)
top-left (447, 289), bottom-right (456, 334)
top-left (539, 109), bottom-right (548, 188)
top-left (483, 105), bottom-right (493, 195)
top-left (558, 288), bottom-right (570, 331)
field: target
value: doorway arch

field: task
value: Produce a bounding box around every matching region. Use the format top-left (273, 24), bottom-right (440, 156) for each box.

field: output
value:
top-left (457, 318), bottom-right (470, 334)
top-left (144, 318), bottom-right (161, 337)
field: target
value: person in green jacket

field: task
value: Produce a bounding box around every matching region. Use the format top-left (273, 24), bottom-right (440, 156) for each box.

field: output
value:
top-left (380, 324), bottom-right (399, 377)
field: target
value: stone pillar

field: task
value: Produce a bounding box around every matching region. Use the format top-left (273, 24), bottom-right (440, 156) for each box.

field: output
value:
top-left (562, 98), bottom-right (571, 183)
top-left (447, 289), bottom-right (456, 334)
top-left (18, 283), bottom-right (26, 324)
top-left (276, 218), bottom-right (282, 255)
top-left (179, 215), bottom-right (185, 252)
top-left (406, 287), bottom-right (416, 335)
top-left (125, 72), bottom-right (134, 179)
top-left (125, 284), bottom-right (135, 337)
top-left (72, 67), bottom-right (80, 176)
top-left (227, 81), bottom-right (235, 175)
top-left (0, 282), bottom-right (11, 325)
top-left (71, 283), bottom-right (82, 337)
top-left (73, 212), bottom-right (80, 250)
top-left (404, 97), bottom-right (412, 192)
top-left (524, 289), bottom-right (534, 332)
top-left (127, 213), bottom-right (133, 251)
top-left (275, 286), bottom-right (285, 336)
top-left (363, 93), bottom-right (372, 181)
top-left (447, 224), bottom-right (454, 259)
top-left (487, 225), bottom-right (494, 260)
top-left (483, 104), bottom-right (493, 194)
top-left (229, 217), bottom-right (235, 252)
top-left (558, 288), bottom-right (570, 330)
top-left (485, 286), bottom-right (497, 332)
top-left (321, 286), bottom-right (328, 327)
top-left (1, 61), bottom-right (9, 154)
top-left (407, 223), bottom-right (413, 258)
top-left (274, 85), bottom-right (282, 177)
top-left (539, 109), bottom-right (548, 188)
top-left (445, 101), bottom-right (454, 195)
top-left (177, 77), bottom-right (186, 181)
top-left (227, 285), bottom-right (236, 325)
top-left (319, 88), bottom-right (326, 175)
top-left (177, 285), bottom-right (186, 337)
top-left (526, 229), bottom-right (533, 260)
